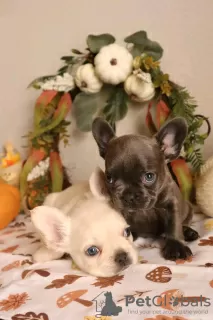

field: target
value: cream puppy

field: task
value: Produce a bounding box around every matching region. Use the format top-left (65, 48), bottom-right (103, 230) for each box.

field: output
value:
top-left (31, 167), bottom-right (138, 277)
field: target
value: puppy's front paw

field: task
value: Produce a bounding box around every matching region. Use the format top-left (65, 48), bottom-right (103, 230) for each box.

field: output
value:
top-left (162, 239), bottom-right (192, 261)
top-left (33, 247), bottom-right (63, 263)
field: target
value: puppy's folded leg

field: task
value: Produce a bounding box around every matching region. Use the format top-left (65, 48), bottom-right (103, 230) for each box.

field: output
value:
top-left (33, 246), bottom-right (64, 263)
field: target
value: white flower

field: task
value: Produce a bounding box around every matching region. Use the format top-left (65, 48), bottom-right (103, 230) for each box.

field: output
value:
top-left (94, 43), bottom-right (133, 85)
top-left (124, 72), bottom-right (155, 102)
top-left (27, 157), bottom-right (50, 182)
top-left (40, 73), bottom-right (75, 92)
top-left (133, 69), bottom-right (152, 83)
top-left (75, 63), bottom-right (103, 93)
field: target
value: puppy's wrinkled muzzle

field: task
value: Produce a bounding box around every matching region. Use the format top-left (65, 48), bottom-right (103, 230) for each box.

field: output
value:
top-left (114, 250), bottom-right (131, 269)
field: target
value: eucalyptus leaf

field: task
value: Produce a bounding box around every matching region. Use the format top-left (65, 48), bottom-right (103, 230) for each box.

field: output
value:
top-left (102, 87), bottom-right (128, 125)
top-left (72, 86), bottom-right (113, 132)
top-left (124, 31), bottom-right (148, 45)
top-left (87, 33), bottom-right (115, 53)
top-left (124, 30), bottom-right (163, 60)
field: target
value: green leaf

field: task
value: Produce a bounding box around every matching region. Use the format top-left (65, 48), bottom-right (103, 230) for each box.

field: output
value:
top-left (87, 33), bottom-right (115, 53)
top-left (124, 31), bottom-right (148, 45)
top-left (72, 86), bottom-right (113, 132)
top-left (57, 65), bottom-right (68, 75)
top-left (61, 56), bottom-right (74, 63)
top-left (124, 30), bottom-right (163, 60)
top-left (102, 87), bottom-right (128, 125)
top-left (72, 49), bottom-right (83, 54)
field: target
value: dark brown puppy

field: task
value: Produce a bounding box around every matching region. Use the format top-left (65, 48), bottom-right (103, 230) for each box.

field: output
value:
top-left (92, 117), bottom-right (199, 261)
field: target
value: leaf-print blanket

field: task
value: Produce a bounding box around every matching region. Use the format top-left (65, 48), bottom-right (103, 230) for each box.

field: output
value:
top-left (0, 213), bottom-right (213, 320)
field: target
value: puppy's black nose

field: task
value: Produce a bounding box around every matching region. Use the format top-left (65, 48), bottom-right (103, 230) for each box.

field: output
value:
top-left (123, 191), bottom-right (141, 204)
top-left (114, 251), bottom-right (130, 267)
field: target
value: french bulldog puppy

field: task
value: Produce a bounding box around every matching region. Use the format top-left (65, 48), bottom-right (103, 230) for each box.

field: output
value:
top-left (92, 117), bottom-right (199, 261)
top-left (30, 169), bottom-right (138, 277)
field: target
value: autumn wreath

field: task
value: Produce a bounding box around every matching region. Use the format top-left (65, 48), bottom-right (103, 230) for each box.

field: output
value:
top-left (25, 30), bottom-right (210, 204)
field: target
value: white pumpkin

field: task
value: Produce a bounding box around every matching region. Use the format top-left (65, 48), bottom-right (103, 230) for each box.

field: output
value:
top-left (94, 44), bottom-right (133, 85)
top-left (75, 63), bottom-right (103, 93)
top-left (124, 71), bottom-right (155, 102)
top-left (196, 157), bottom-right (213, 217)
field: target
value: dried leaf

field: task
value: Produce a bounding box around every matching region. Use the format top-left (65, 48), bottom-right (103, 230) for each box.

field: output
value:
top-left (92, 275), bottom-right (124, 288)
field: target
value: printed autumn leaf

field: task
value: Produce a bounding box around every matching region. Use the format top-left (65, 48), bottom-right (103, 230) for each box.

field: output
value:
top-left (16, 232), bottom-right (36, 239)
top-left (0, 292), bottom-right (29, 311)
top-left (204, 263), bottom-right (213, 267)
top-left (21, 259), bottom-right (33, 266)
top-left (175, 255), bottom-right (193, 265)
top-left (12, 312), bottom-right (49, 320)
top-left (57, 290), bottom-right (93, 308)
top-left (45, 274), bottom-right (82, 289)
top-left (31, 239), bottom-right (41, 244)
top-left (198, 236), bottom-right (213, 246)
top-left (1, 260), bottom-right (21, 272)
top-left (22, 269), bottom-right (50, 279)
top-left (10, 222), bottom-right (26, 228)
top-left (1, 230), bottom-right (17, 236)
top-left (92, 275), bottom-right (124, 288)
top-left (0, 245), bottom-right (19, 253)
top-left (210, 280), bottom-right (213, 288)
top-left (84, 317), bottom-right (112, 320)
top-left (15, 253), bottom-right (32, 257)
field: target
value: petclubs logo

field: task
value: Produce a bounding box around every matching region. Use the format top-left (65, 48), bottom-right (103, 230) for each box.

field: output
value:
top-left (92, 291), bottom-right (122, 317)
top-left (85, 291), bottom-right (211, 319)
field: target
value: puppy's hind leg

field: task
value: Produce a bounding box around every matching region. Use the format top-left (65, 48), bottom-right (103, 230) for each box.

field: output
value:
top-left (33, 246), bottom-right (63, 263)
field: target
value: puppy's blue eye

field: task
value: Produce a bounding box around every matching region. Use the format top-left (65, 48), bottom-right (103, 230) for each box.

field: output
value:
top-left (143, 172), bottom-right (156, 185)
top-left (86, 246), bottom-right (100, 256)
top-left (124, 227), bottom-right (131, 238)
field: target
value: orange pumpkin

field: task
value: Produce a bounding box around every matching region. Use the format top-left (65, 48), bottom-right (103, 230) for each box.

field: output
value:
top-left (0, 181), bottom-right (21, 230)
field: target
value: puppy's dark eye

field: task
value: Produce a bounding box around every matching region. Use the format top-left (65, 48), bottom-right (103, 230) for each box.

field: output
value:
top-left (124, 227), bottom-right (131, 238)
top-left (106, 173), bottom-right (113, 184)
top-left (142, 172), bottom-right (156, 185)
top-left (86, 246), bottom-right (100, 257)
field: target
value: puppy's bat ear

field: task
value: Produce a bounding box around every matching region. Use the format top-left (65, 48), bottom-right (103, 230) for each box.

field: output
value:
top-left (89, 167), bottom-right (109, 201)
top-left (155, 117), bottom-right (188, 162)
top-left (30, 206), bottom-right (71, 252)
top-left (92, 117), bottom-right (115, 158)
